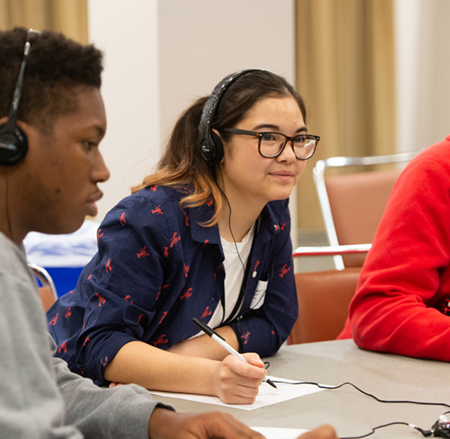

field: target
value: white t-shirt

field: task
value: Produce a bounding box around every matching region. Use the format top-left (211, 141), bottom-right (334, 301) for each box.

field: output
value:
top-left (191, 224), bottom-right (255, 337)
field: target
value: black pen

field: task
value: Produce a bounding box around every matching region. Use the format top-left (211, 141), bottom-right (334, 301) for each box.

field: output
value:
top-left (193, 317), bottom-right (277, 389)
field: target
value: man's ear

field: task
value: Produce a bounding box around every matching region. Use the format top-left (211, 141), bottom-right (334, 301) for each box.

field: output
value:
top-left (0, 118), bottom-right (32, 132)
top-left (15, 120), bottom-right (32, 134)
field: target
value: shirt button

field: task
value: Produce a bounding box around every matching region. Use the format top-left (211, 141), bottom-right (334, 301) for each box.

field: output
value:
top-left (252, 271), bottom-right (257, 278)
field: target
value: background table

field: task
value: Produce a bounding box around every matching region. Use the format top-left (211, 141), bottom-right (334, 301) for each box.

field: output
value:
top-left (152, 339), bottom-right (450, 438)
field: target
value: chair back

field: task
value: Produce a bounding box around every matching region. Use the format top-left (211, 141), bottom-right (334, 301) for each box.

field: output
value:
top-left (29, 263), bottom-right (58, 312)
top-left (39, 287), bottom-right (57, 313)
top-left (325, 168), bottom-right (401, 267)
top-left (313, 151), bottom-right (420, 269)
top-left (290, 244), bottom-right (369, 344)
top-left (290, 267), bottom-right (361, 344)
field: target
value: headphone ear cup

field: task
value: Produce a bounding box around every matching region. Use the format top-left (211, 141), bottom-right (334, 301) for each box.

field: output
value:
top-left (198, 96), bottom-right (219, 165)
top-left (210, 131), bottom-right (223, 166)
top-left (0, 124), bottom-right (29, 166)
top-left (200, 139), bottom-right (215, 163)
top-left (198, 69), bottom-right (261, 167)
top-left (199, 132), bottom-right (224, 166)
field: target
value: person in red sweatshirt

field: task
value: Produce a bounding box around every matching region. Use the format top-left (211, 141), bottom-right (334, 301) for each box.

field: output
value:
top-left (339, 136), bottom-right (450, 361)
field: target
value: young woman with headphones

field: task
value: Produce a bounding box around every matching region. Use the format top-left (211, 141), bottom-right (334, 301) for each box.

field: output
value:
top-left (47, 69), bottom-right (320, 404)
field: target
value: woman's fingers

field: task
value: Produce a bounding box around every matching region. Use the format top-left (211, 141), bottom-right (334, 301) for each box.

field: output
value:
top-left (214, 353), bottom-right (267, 404)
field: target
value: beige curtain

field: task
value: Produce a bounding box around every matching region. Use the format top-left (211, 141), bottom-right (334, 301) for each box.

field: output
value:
top-left (295, 0), bottom-right (396, 231)
top-left (0, 0), bottom-right (88, 44)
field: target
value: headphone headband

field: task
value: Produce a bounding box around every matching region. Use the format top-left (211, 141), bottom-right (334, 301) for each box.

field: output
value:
top-left (198, 69), bottom-right (263, 166)
top-left (0, 29), bottom-right (40, 166)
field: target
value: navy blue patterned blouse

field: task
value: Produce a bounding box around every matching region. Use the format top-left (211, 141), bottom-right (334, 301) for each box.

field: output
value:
top-left (47, 185), bottom-right (298, 385)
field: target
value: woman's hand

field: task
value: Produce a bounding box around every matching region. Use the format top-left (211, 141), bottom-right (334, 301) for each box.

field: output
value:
top-left (212, 352), bottom-right (267, 404)
top-left (105, 341), bottom-right (268, 405)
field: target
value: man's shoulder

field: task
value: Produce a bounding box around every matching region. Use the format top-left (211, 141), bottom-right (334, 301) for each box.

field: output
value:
top-left (0, 233), bottom-right (28, 276)
top-left (414, 138), bottom-right (450, 166)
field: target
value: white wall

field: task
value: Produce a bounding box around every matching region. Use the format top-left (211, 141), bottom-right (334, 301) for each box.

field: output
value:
top-left (87, 0), bottom-right (161, 219)
top-left (394, 0), bottom-right (421, 154)
top-left (394, 0), bottom-right (450, 153)
top-left (158, 1), bottom-right (296, 142)
top-left (88, 0), bottom-right (297, 243)
top-left (414, 0), bottom-right (450, 148)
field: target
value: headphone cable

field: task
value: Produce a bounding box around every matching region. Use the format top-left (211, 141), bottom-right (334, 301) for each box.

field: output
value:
top-left (271, 379), bottom-right (449, 439)
top-left (3, 170), bottom-right (14, 242)
top-left (271, 379), bottom-right (450, 409)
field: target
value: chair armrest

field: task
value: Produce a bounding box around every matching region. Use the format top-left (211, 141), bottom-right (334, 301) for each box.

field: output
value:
top-left (293, 243), bottom-right (371, 257)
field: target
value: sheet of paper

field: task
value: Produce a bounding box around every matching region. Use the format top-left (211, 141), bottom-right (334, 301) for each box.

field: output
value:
top-left (251, 427), bottom-right (309, 439)
top-left (150, 376), bottom-right (325, 411)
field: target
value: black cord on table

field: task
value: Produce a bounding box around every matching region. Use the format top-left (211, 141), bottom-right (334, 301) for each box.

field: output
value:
top-left (340, 422), bottom-right (432, 439)
top-left (271, 379), bottom-right (449, 438)
top-left (271, 379), bottom-right (450, 409)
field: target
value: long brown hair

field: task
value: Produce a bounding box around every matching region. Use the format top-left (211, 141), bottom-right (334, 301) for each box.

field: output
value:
top-left (131, 70), bottom-right (307, 226)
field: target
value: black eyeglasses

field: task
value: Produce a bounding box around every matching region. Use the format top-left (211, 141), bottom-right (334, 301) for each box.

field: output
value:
top-left (219, 128), bottom-right (320, 160)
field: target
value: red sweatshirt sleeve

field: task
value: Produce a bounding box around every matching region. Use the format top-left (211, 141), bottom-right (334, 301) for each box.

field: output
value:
top-left (348, 140), bottom-right (450, 361)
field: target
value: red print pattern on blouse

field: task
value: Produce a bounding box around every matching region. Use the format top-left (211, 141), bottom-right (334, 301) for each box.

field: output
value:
top-left (180, 288), bottom-right (193, 300)
top-left (153, 334), bottom-right (168, 346)
top-left (95, 293), bottom-right (106, 307)
top-left (137, 246), bottom-right (149, 258)
top-left (152, 205), bottom-right (163, 215)
top-left (201, 306), bottom-right (212, 320)
top-left (279, 264), bottom-right (291, 278)
top-left (241, 331), bottom-right (251, 345)
top-left (58, 341), bottom-right (68, 354)
top-left (49, 313), bottom-right (58, 326)
top-left (159, 311), bottom-right (168, 324)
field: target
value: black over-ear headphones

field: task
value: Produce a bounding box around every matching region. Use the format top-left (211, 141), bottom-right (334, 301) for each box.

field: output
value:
top-left (0, 29), bottom-right (40, 166)
top-left (198, 69), bottom-right (262, 166)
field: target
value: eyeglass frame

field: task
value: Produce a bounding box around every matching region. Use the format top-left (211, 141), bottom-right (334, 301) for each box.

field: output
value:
top-left (218, 128), bottom-right (320, 160)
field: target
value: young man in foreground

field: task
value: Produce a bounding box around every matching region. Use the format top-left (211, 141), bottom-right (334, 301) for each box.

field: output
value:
top-left (0, 27), bottom-right (337, 439)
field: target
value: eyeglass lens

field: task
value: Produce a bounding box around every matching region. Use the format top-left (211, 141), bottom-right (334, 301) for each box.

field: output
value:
top-left (259, 133), bottom-right (316, 159)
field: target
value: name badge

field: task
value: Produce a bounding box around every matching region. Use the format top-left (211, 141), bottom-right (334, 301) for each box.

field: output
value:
top-left (250, 280), bottom-right (268, 309)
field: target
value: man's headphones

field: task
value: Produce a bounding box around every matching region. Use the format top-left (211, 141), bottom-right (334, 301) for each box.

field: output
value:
top-left (197, 69), bottom-right (262, 166)
top-left (0, 29), bottom-right (40, 166)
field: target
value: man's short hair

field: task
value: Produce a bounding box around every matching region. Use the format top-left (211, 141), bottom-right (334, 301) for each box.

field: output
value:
top-left (0, 27), bottom-right (104, 133)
